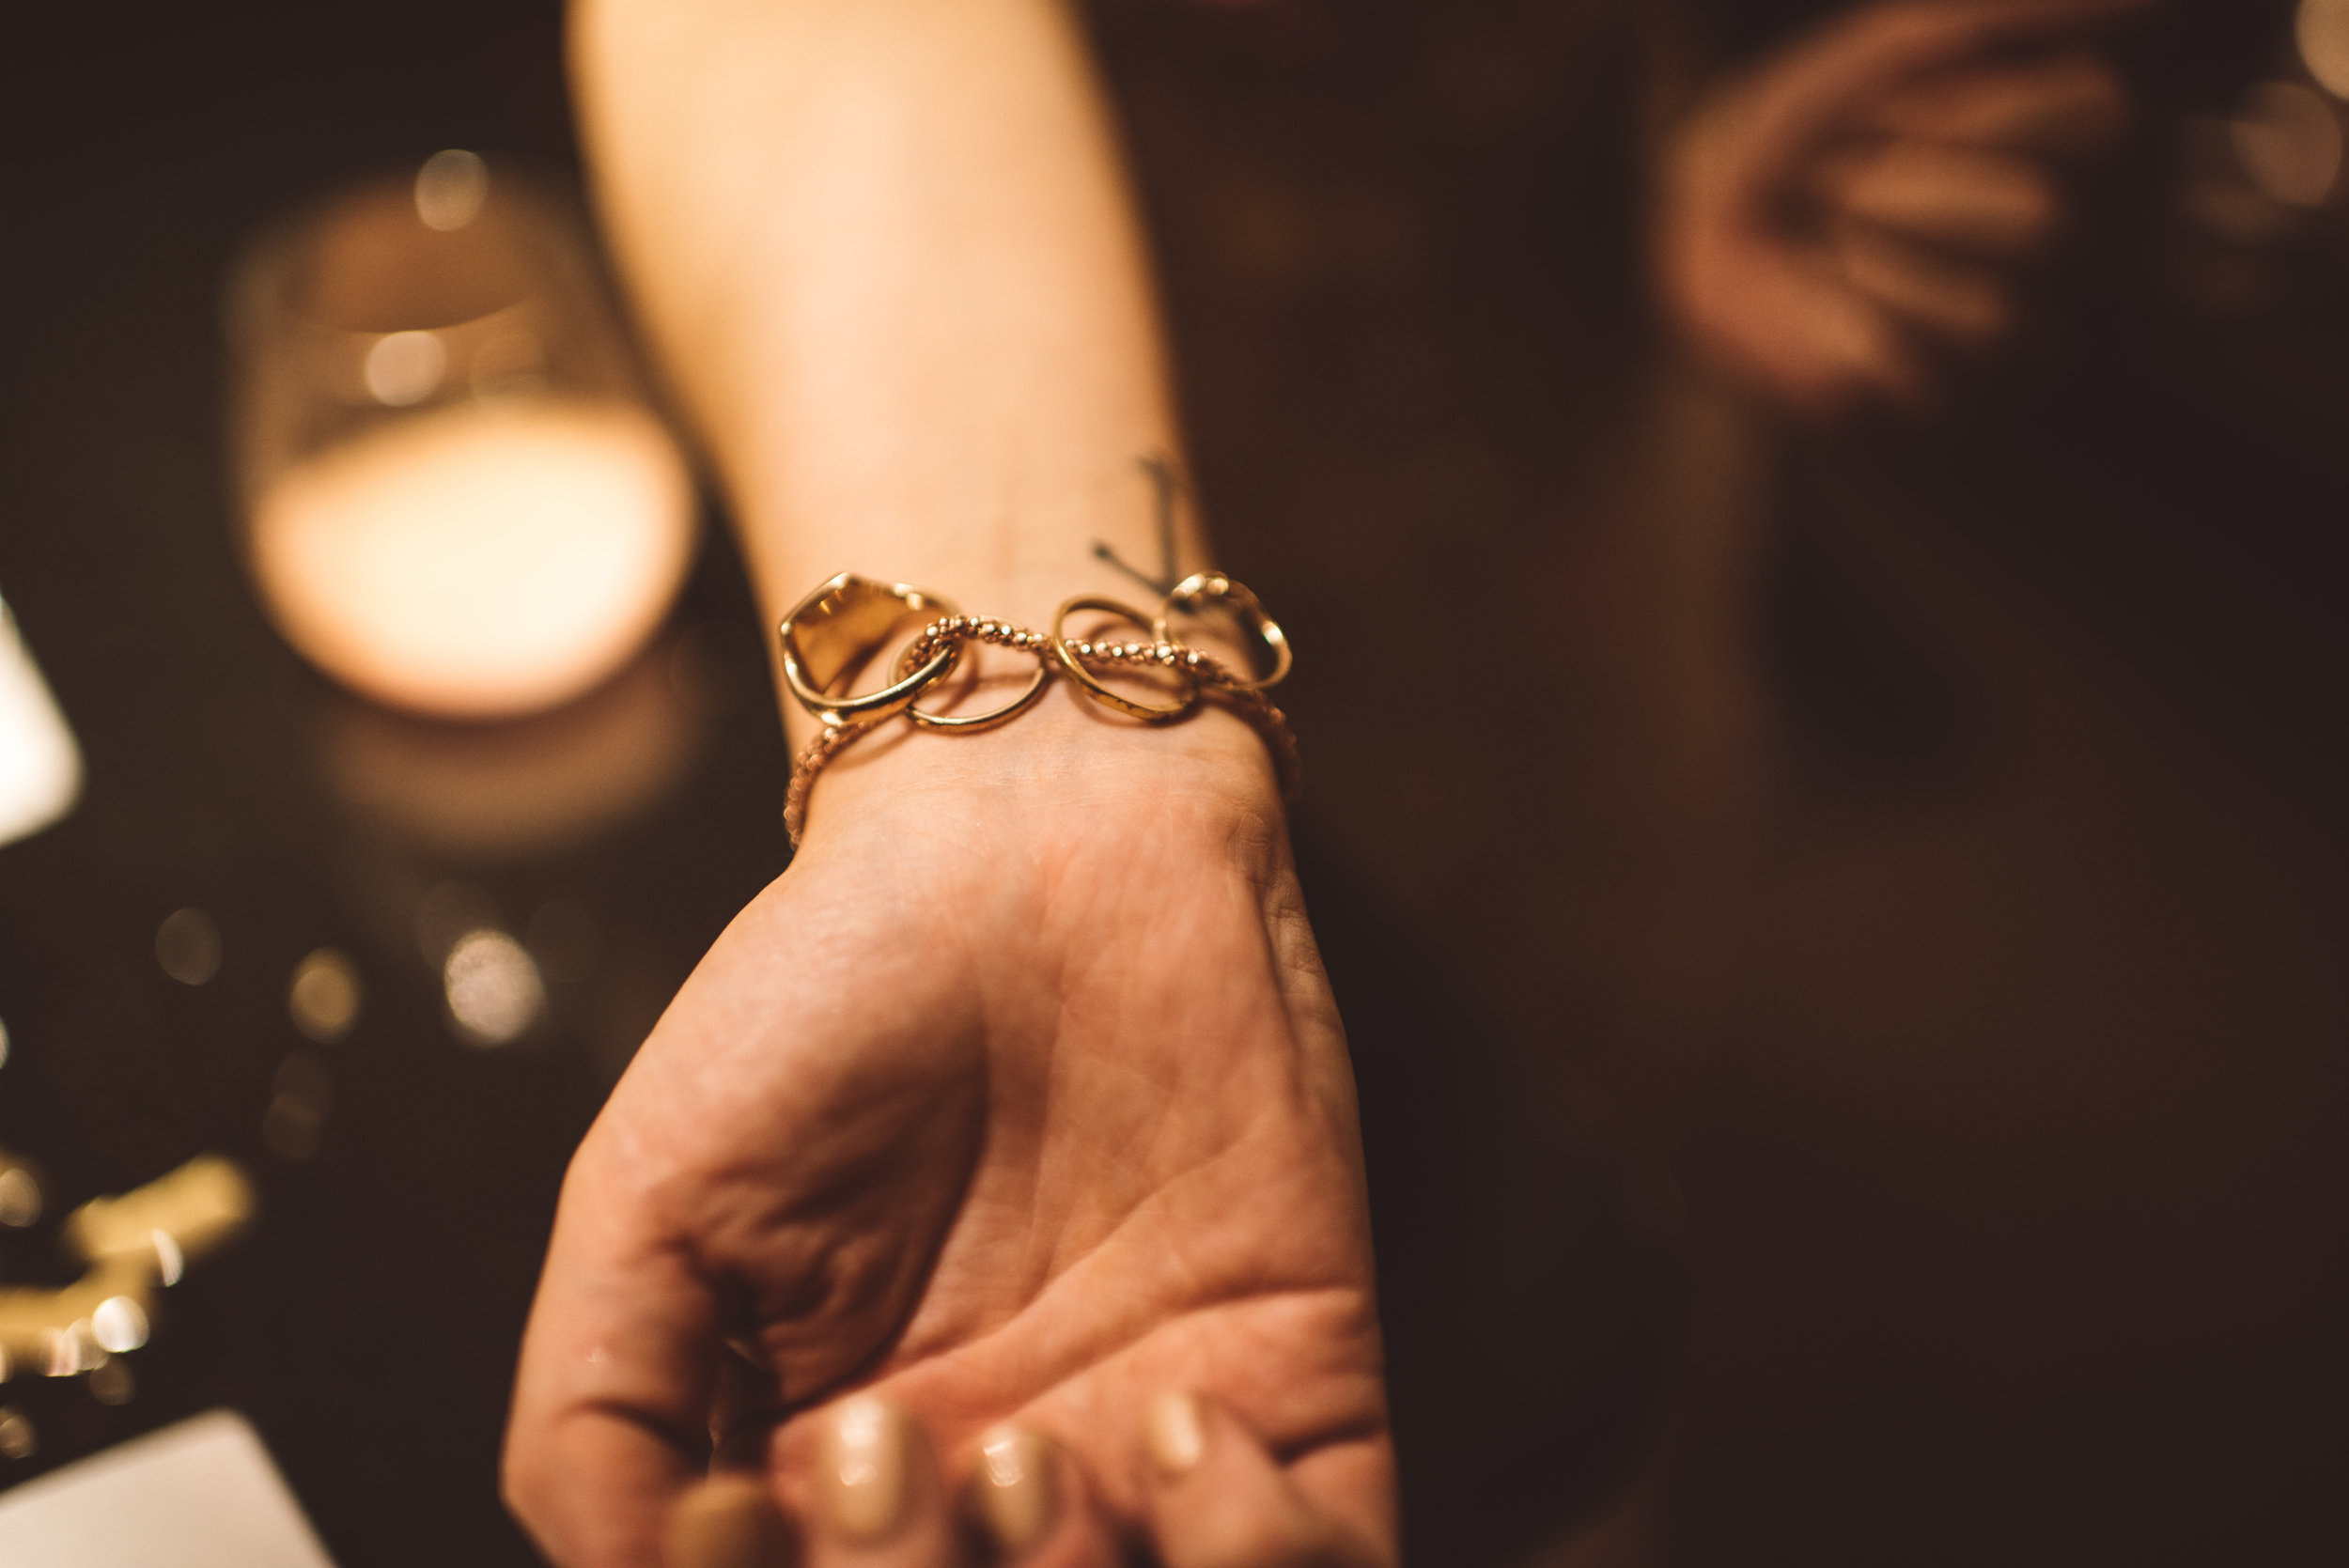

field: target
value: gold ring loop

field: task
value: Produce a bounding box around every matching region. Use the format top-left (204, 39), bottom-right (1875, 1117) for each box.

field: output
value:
top-left (1050, 596), bottom-right (1200, 722)
top-left (1151, 572), bottom-right (1291, 690)
top-left (778, 573), bottom-right (961, 726)
top-left (897, 630), bottom-right (1055, 731)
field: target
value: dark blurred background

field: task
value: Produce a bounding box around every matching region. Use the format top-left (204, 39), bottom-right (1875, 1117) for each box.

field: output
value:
top-left (2, 2), bottom-right (2344, 1565)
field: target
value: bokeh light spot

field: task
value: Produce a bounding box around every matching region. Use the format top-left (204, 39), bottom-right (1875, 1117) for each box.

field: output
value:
top-left (364, 330), bottom-right (447, 406)
top-left (155, 907), bottom-right (222, 986)
top-left (2231, 81), bottom-right (2343, 208)
top-left (91, 1296), bottom-right (149, 1356)
top-left (0, 1166), bottom-right (40, 1228)
top-left (2298, 0), bottom-right (2349, 100)
top-left (444, 929), bottom-right (546, 1046)
top-left (414, 148), bottom-right (490, 232)
top-left (288, 947), bottom-right (364, 1043)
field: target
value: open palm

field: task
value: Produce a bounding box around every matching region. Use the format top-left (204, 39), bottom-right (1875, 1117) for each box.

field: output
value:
top-left (504, 716), bottom-right (1392, 1566)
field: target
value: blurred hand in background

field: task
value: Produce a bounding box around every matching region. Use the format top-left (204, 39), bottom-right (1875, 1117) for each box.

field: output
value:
top-left (1656, 0), bottom-right (2144, 417)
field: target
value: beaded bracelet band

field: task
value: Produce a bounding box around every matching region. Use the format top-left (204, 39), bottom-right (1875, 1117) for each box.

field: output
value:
top-left (776, 571), bottom-right (1298, 846)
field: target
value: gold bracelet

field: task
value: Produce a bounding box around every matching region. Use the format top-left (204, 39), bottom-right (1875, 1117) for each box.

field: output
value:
top-left (777, 571), bottom-right (1298, 846)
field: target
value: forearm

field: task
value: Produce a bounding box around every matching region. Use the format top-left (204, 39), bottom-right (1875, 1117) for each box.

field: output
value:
top-left (570, 0), bottom-right (1199, 741)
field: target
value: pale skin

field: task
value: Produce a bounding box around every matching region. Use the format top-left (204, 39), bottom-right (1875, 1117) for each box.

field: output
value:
top-left (503, 3), bottom-right (1392, 1565)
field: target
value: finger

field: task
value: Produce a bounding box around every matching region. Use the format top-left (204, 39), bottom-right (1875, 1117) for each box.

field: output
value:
top-left (1795, 278), bottom-right (1937, 412)
top-left (1832, 222), bottom-right (2013, 346)
top-left (1869, 52), bottom-right (2130, 156)
top-left (1816, 141), bottom-right (2059, 256)
top-left (1805, 0), bottom-right (2149, 103)
top-left (1731, 0), bottom-right (2149, 171)
top-left (1139, 1394), bottom-right (1386, 1568)
top-left (1667, 223), bottom-right (1930, 415)
top-left (965, 1426), bottom-right (1119, 1567)
top-left (792, 1395), bottom-right (965, 1568)
top-left (506, 1163), bottom-right (723, 1568)
top-left (666, 1475), bottom-right (797, 1568)
top-left (1751, 274), bottom-right (1935, 414)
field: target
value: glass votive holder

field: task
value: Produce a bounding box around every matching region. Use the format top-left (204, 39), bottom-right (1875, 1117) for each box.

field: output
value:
top-left (226, 150), bottom-right (695, 721)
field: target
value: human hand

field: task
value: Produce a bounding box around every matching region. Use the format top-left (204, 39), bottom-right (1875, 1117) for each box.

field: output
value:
top-left (503, 697), bottom-right (1392, 1566)
top-left (1655, 0), bottom-right (2145, 416)
top-left (659, 1389), bottom-right (1386, 1567)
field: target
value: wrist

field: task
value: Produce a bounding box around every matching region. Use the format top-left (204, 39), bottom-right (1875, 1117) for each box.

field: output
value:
top-left (768, 566), bottom-right (1297, 857)
top-left (789, 682), bottom-right (1286, 860)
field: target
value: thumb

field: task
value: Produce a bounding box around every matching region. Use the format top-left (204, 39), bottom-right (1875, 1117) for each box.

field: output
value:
top-left (504, 1163), bottom-right (723, 1567)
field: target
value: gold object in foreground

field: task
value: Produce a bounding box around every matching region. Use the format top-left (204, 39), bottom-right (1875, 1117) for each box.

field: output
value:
top-left (778, 573), bottom-right (962, 728)
top-left (0, 1155), bottom-right (255, 1374)
top-left (1050, 596), bottom-right (1200, 722)
top-left (777, 572), bottom-right (1299, 846)
top-left (1154, 571), bottom-right (1291, 691)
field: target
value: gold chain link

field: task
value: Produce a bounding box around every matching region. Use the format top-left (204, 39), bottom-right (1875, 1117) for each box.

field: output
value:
top-left (781, 580), bottom-right (1298, 847)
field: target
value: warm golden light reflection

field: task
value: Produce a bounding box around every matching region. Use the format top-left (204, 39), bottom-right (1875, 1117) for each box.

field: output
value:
top-left (251, 398), bottom-right (693, 719)
top-left (2230, 81), bottom-right (2343, 208)
top-left (62, 1155), bottom-right (255, 1270)
top-left (0, 1165), bottom-right (39, 1230)
top-left (414, 148), bottom-right (490, 232)
top-left (150, 1230), bottom-right (183, 1288)
top-left (6, 1320), bottom-right (101, 1395)
top-left (982, 1433), bottom-right (1027, 1489)
top-left (362, 329), bottom-right (447, 406)
top-left (44, 1322), bottom-right (101, 1377)
top-left (444, 929), bottom-right (545, 1046)
top-left (0, 1407), bottom-right (33, 1461)
top-left (2300, 0), bottom-right (2349, 100)
top-left (89, 1297), bottom-right (148, 1357)
top-left (0, 1160), bottom-right (247, 1412)
top-left (0, 1017), bottom-right (8, 1070)
top-left (287, 947), bottom-right (363, 1044)
top-left (0, 594), bottom-right (83, 850)
top-left (153, 907), bottom-right (222, 986)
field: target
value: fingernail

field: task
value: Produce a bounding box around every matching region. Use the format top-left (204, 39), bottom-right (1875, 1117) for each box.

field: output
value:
top-left (1143, 1392), bottom-right (1206, 1478)
top-left (663, 1475), bottom-right (791, 1568)
top-left (971, 1425), bottom-right (1059, 1557)
top-left (816, 1394), bottom-right (911, 1544)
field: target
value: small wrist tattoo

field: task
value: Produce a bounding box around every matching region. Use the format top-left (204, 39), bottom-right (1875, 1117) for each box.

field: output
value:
top-left (1092, 452), bottom-right (1183, 596)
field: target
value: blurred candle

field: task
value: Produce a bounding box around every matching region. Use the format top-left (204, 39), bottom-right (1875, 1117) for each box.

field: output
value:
top-left (0, 594), bottom-right (82, 848)
top-left (229, 153), bottom-right (694, 721)
top-left (250, 397), bottom-right (692, 718)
